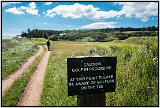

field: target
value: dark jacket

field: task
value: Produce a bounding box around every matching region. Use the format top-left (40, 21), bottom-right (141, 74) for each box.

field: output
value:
top-left (47, 40), bottom-right (50, 46)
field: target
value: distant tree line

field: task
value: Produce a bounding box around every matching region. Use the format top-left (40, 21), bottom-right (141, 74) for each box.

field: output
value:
top-left (20, 28), bottom-right (62, 39)
top-left (19, 26), bottom-right (158, 42)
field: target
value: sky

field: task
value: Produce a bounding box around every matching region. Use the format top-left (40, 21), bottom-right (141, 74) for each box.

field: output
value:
top-left (2, 2), bottom-right (158, 39)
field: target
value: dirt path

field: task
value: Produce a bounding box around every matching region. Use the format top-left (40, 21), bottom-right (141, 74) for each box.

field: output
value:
top-left (17, 50), bottom-right (51, 106)
top-left (2, 45), bottom-right (43, 96)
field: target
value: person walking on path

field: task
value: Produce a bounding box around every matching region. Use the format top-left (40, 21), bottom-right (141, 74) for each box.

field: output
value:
top-left (46, 40), bottom-right (51, 51)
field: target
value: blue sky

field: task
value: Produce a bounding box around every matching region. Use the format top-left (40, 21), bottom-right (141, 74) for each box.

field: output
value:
top-left (2, 2), bottom-right (158, 38)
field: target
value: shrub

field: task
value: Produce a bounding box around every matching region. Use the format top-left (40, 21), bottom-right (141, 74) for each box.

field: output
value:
top-left (117, 34), bottom-right (129, 40)
top-left (49, 35), bottom-right (58, 41)
top-left (81, 37), bottom-right (95, 42)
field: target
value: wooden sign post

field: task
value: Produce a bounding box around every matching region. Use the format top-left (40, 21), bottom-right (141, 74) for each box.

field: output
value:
top-left (77, 93), bottom-right (106, 106)
top-left (67, 57), bottom-right (117, 106)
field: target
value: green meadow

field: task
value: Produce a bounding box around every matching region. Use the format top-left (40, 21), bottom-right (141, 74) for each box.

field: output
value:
top-left (40, 37), bottom-right (158, 106)
top-left (2, 37), bottom-right (158, 106)
top-left (2, 39), bottom-right (38, 79)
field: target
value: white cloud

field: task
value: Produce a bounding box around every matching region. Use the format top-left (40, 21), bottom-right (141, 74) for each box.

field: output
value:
top-left (44, 22), bottom-right (47, 25)
top-left (67, 25), bottom-right (72, 27)
top-left (45, 2), bottom-right (53, 5)
top-left (29, 2), bottom-right (36, 9)
top-left (2, 33), bottom-right (20, 39)
top-left (2, 2), bottom-right (21, 7)
top-left (93, 10), bottom-right (121, 19)
top-left (25, 8), bottom-right (39, 15)
top-left (45, 3), bottom-right (92, 18)
top-left (46, 9), bottom-right (56, 17)
top-left (45, 3), bottom-right (120, 19)
top-left (81, 22), bottom-right (117, 29)
top-left (5, 7), bottom-right (25, 15)
top-left (19, 6), bottom-right (28, 10)
top-left (117, 2), bottom-right (158, 22)
top-left (20, 2), bottom-right (39, 15)
top-left (45, 2), bottom-right (158, 22)
top-left (5, 2), bottom-right (39, 16)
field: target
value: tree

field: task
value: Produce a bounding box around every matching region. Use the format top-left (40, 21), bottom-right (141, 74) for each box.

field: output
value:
top-left (21, 31), bottom-right (27, 38)
top-left (27, 28), bottom-right (31, 38)
top-left (49, 34), bottom-right (58, 41)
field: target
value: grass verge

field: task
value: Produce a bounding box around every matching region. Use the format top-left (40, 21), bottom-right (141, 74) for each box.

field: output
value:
top-left (2, 39), bottom-right (38, 79)
top-left (40, 42), bottom-right (93, 106)
top-left (2, 46), bottom-right (46, 106)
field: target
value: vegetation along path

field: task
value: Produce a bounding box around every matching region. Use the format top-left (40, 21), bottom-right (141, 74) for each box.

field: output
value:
top-left (17, 49), bottom-right (51, 106)
top-left (2, 45), bottom-right (43, 96)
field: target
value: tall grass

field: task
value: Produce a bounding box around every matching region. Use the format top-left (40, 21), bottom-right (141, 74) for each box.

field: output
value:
top-left (2, 39), bottom-right (38, 79)
top-left (26, 38), bottom-right (47, 45)
top-left (41, 42), bottom-right (92, 106)
top-left (40, 37), bottom-right (158, 106)
top-left (2, 46), bottom-right (46, 106)
top-left (98, 40), bottom-right (158, 106)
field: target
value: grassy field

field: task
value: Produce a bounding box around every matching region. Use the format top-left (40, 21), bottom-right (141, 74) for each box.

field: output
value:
top-left (2, 46), bottom-right (46, 106)
top-left (2, 39), bottom-right (38, 79)
top-left (26, 38), bottom-right (47, 45)
top-left (2, 38), bottom-right (48, 106)
top-left (2, 38), bottom-right (48, 79)
top-left (2, 37), bottom-right (158, 106)
top-left (40, 37), bottom-right (158, 106)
